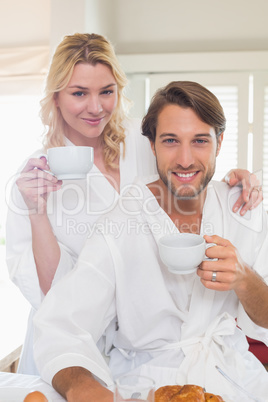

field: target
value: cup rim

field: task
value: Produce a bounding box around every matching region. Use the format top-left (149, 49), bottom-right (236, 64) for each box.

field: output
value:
top-left (115, 374), bottom-right (155, 387)
top-left (47, 145), bottom-right (94, 151)
top-left (159, 233), bottom-right (205, 248)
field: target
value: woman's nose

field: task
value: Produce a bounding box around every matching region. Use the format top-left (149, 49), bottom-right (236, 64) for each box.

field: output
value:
top-left (87, 96), bottom-right (103, 114)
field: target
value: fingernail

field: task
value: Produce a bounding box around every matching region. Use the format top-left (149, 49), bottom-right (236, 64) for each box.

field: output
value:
top-left (233, 206), bottom-right (239, 212)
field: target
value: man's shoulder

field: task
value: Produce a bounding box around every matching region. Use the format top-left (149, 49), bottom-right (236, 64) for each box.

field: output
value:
top-left (209, 180), bottom-right (230, 195)
top-left (209, 180), bottom-right (266, 234)
top-left (209, 180), bottom-right (241, 207)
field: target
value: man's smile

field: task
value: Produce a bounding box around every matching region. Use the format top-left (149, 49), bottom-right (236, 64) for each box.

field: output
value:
top-left (174, 171), bottom-right (198, 178)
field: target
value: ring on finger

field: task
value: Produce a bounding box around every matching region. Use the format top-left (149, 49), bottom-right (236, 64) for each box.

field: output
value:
top-left (211, 271), bottom-right (217, 282)
top-left (252, 186), bottom-right (262, 193)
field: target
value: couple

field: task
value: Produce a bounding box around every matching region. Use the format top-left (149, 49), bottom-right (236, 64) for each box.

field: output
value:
top-left (7, 33), bottom-right (259, 377)
top-left (33, 80), bottom-right (268, 401)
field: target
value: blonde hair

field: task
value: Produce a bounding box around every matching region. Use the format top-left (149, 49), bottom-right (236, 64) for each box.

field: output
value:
top-left (40, 33), bottom-right (130, 168)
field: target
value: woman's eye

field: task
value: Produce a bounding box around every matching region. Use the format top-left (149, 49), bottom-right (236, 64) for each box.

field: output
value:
top-left (73, 91), bottom-right (84, 97)
top-left (101, 90), bottom-right (113, 95)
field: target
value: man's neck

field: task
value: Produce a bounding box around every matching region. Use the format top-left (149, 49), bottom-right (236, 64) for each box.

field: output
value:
top-left (147, 179), bottom-right (207, 234)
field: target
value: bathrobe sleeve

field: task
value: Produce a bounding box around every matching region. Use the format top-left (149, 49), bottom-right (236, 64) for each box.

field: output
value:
top-left (33, 228), bottom-right (116, 386)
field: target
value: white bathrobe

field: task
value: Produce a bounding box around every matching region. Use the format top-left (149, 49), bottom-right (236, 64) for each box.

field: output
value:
top-left (6, 118), bottom-right (156, 375)
top-left (34, 180), bottom-right (268, 401)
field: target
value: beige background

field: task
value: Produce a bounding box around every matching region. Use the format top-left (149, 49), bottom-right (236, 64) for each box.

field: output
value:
top-left (1, 0), bottom-right (268, 53)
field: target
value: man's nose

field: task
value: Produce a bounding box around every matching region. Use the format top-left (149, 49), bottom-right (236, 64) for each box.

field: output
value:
top-left (87, 96), bottom-right (103, 114)
top-left (177, 145), bottom-right (195, 168)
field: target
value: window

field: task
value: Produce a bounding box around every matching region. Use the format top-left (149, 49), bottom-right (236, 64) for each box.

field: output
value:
top-left (0, 85), bottom-right (44, 243)
top-left (0, 79), bottom-right (45, 361)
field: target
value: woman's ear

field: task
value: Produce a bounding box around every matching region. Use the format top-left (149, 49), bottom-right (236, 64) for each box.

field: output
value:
top-left (54, 93), bottom-right (58, 107)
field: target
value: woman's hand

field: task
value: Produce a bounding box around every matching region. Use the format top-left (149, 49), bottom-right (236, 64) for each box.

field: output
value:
top-left (16, 156), bottom-right (62, 214)
top-left (223, 169), bottom-right (262, 215)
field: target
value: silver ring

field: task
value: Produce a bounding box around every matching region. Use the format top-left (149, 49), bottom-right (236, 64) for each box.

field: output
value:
top-left (211, 272), bottom-right (217, 282)
top-left (253, 186), bottom-right (262, 193)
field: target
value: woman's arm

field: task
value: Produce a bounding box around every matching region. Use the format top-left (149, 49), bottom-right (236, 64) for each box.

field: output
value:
top-left (29, 213), bottom-right (61, 294)
top-left (13, 156), bottom-right (62, 295)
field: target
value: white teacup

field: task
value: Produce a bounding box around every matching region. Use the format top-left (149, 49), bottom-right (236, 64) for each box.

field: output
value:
top-left (158, 233), bottom-right (213, 274)
top-left (46, 146), bottom-right (94, 180)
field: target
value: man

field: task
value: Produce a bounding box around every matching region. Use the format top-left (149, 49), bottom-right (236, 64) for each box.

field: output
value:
top-left (34, 81), bottom-right (268, 402)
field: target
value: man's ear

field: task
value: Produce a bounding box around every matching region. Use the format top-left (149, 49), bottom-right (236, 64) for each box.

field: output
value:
top-left (216, 132), bottom-right (224, 156)
top-left (150, 140), bottom-right (156, 156)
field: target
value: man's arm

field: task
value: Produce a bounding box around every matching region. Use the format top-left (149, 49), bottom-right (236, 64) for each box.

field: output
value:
top-left (52, 367), bottom-right (113, 402)
top-left (198, 235), bottom-right (268, 329)
top-left (234, 266), bottom-right (268, 328)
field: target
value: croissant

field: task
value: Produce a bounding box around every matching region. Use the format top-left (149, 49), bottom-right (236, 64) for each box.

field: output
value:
top-left (204, 393), bottom-right (224, 401)
top-left (155, 384), bottom-right (224, 402)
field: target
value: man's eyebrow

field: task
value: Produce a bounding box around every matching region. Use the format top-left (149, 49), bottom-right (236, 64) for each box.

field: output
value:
top-left (159, 133), bottom-right (178, 139)
top-left (159, 133), bottom-right (213, 138)
top-left (194, 133), bottom-right (213, 138)
top-left (68, 83), bottom-right (117, 90)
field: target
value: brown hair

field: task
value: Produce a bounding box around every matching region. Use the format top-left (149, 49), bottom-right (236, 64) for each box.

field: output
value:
top-left (40, 33), bottom-right (131, 167)
top-left (142, 81), bottom-right (226, 143)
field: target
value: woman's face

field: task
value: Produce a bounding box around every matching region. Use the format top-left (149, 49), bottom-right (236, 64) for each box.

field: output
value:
top-left (55, 62), bottom-right (118, 146)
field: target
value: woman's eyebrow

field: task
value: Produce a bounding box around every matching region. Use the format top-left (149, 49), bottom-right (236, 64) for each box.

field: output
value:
top-left (68, 83), bottom-right (117, 90)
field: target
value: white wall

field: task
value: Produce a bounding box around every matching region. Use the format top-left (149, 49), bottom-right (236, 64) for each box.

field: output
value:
top-left (111, 0), bottom-right (268, 53)
top-left (1, 0), bottom-right (268, 53)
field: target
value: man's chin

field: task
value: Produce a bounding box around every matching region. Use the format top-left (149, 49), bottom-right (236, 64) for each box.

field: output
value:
top-left (175, 193), bottom-right (199, 200)
top-left (171, 186), bottom-right (205, 200)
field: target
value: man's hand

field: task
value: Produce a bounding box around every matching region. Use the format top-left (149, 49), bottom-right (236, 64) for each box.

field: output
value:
top-left (197, 235), bottom-right (247, 292)
top-left (223, 169), bottom-right (262, 215)
top-left (197, 235), bottom-right (268, 328)
top-left (52, 367), bottom-right (113, 402)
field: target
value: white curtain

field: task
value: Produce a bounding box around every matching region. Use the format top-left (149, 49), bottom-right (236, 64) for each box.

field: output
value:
top-left (0, 46), bottom-right (49, 79)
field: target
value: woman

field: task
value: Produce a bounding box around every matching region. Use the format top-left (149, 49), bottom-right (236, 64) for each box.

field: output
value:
top-left (5, 33), bottom-right (262, 375)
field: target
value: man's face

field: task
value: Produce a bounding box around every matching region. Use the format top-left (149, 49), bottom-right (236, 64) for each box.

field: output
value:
top-left (151, 104), bottom-right (223, 200)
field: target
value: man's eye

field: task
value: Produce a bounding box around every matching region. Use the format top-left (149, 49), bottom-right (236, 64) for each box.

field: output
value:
top-left (164, 138), bottom-right (176, 143)
top-left (195, 139), bottom-right (207, 144)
